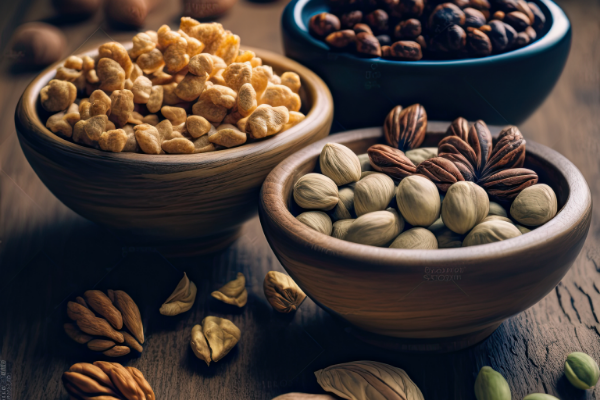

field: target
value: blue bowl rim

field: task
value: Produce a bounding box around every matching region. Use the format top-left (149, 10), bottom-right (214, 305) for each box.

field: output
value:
top-left (285, 0), bottom-right (571, 67)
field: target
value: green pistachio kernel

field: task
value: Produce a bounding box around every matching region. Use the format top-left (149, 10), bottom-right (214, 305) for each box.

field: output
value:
top-left (564, 352), bottom-right (600, 390)
top-left (523, 394), bottom-right (559, 400)
top-left (474, 366), bottom-right (511, 400)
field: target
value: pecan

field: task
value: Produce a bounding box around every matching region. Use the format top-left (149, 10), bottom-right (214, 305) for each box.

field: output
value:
top-left (479, 168), bottom-right (538, 201)
top-left (94, 362), bottom-right (146, 400)
top-left (127, 367), bottom-right (156, 400)
top-left (84, 290), bottom-right (123, 330)
top-left (67, 301), bottom-right (124, 343)
top-left (446, 116), bottom-right (469, 141)
top-left (113, 290), bottom-right (144, 344)
top-left (416, 157), bottom-right (465, 191)
top-left (481, 126), bottom-right (526, 177)
top-left (383, 104), bottom-right (427, 151)
top-left (367, 144), bottom-right (416, 180)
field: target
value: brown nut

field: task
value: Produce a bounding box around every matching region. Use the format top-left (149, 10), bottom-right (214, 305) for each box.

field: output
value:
top-left (132, 76), bottom-right (152, 104)
top-left (146, 85), bottom-right (164, 113)
top-left (353, 23), bottom-right (373, 35)
top-left (188, 53), bottom-right (214, 76)
top-left (137, 49), bottom-right (165, 74)
top-left (192, 95), bottom-right (228, 124)
top-left (527, 1), bottom-right (546, 31)
top-left (89, 89), bottom-right (111, 116)
top-left (340, 10), bottom-right (362, 29)
top-left (99, 42), bottom-right (133, 79)
top-left (97, 58), bottom-right (125, 92)
top-left (134, 124), bottom-right (162, 154)
top-left (442, 24), bottom-right (467, 51)
top-left (389, 40), bottom-right (422, 60)
top-left (46, 112), bottom-right (73, 138)
top-left (109, 90), bottom-right (134, 127)
top-left (164, 36), bottom-right (190, 73)
top-left (384, 104), bottom-right (427, 151)
top-left (83, 290), bottom-right (123, 329)
top-left (237, 83), bottom-right (257, 117)
top-left (112, 290), bottom-right (144, 344)
top-left (157, 25), bottom-right (181, 50)
top-left (222, 62), bottom-right (252, 91)
top-left (416, 157), bottom-right (466, 191)
top-left (209, 124), bottom-right (247, 148)
top-left (367, 144), bottom-right (417, 180)
top-left (99, 129), bottom-right (128, 152)
top-left (429, 3), bottom-right (466, 33)
top-left (40, 79), bottom-right (77, 112)
top-left (215, 33), bottom-right (241, 65)
top-left (468, 28), bottom-right (492, 56)
top-left (259, 84), bottom-right (301, 112)
top-left (392, 0), bottom-right (425, 18)
top-left (162, 137), bottom-right (195, 154)
top-left (205, 85), bottom-right (237, 108)
top-left (104, 0), bottom-right (148, 27)
top-left (355, 32), bottom-right (381, 57)
top-left (393, 18), bottom-right (421, 40)
top-left (175, 73), bottom-right (207, 102)
top-left (325, 30), bottom-right (356, 48)
top-left (130, 32), bottom-right (156, 59)
top-left (464, 7), bottom-right (487, 27)
top-left (263, 271), bottom-right (307, 313)
top-left (365, 9), bottom-right (389, 35)
top-left (10, 22), bottom-right (66, 67)
top-left (309, 12), bottom-right (341, 38)
top-left (504, 11), bottom-right (531, 32)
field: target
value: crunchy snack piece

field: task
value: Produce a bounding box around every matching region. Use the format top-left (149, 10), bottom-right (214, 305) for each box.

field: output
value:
top-left (222, 62), bottom-right (251, 91)
top-left (208, 69), bottom-right (226, 85)
top-left (186, 115), bottom-right (212, 138)
top-left (79, 99), bottom-right (91, 120)
top-left (162, 137), bottom-right (195, 154)
top-left (205, 84), bottom-right (237, 108)
top-left (192, 95), bottom-right (228, 124)
top-left (164, 37), bottom-right (189, 73)
top-left (260, 84), bottom-right (301, 112)
top-left (89, 89), bottom-right (111, 116)
top-left (46, 112), bottom-right (72, 138)
top-left (245, 105), bottom-right (290, 139)
top-left (280, 72), bottom-right (301, 94)
top-left (162, 82), bottom-right (181, 106)
top-left (40, 79), bottom-right (77, 112)
top-left (128, 111), bottom-right (144, 125)
top-left (179, 30), bottom-right (204, 56)
top-left (215, 33), bottom-right (240, 65)
top-left (137, 49), bottom-right (165, 74)
top-left (237, 83), bottom-right (257, 117)
top-left (157, 25), bottom-right (181, 50)
top-left (134, 124), bottom-right (162, 154)
top-left (97, 58), bottom-right (126, 92)
top-left (56, 66), bottom-right (82, 82)
top-left (235, 50), bottom-right (255, 63)
top-left (99, 129), bottom-right (128, 152)
top-left (188, 53), bottom-right (214, 76)
top-left (147, 85), bottom-right (164, 113)
top-left (175, 73), bottom-right (208, 102)
top-left (155, 119), bottom-right (177, 141)
top-left (109, 90), bottom-right (134, 127)
top-left (161, 106), bottom-right (187, 125)
top-left (132, 76), bottom-right (152, 104)
top-left (251, 65), bottom-right (273, 95)
top-left (193, 134), bottom-right (216, 153)
top-left (98, 42), bottom-right (133, 78)
top-left (150, 68), bottom-right (173, 85)
top-left (83, 115), bottom-right (110, 142)
top-left (73, 120), bottom-right (96, 147)
top-left (281, 111), bottom-right (306, 132)
top-left (130, 32), bottom-right (156, 60)
top-left (142, 114), bottom-right (159, 126)
top-left (64, 55), bottom-right (83, 70)
top-left (209, 124), bottom-right (247, 148)
top-left (63, 103), bottom-right (81, 126)
top-left (188, 22), bottom-right (226, 54)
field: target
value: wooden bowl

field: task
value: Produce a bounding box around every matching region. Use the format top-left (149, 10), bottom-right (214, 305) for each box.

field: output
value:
top-left (259, 124), bottom-right (592, 353)
top-left (14, 46), bottom-right (333, 253)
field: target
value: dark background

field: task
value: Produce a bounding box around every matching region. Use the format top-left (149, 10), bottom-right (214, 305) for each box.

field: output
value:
top-left (0, 0), bottom-right (599, 398)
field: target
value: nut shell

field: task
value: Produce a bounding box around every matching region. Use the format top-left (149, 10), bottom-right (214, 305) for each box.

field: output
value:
top-left (320, 143), bottom-right (362, 186)
top-left (396, 175), bottom-right (441, 227)
top-left (463, 220), bottom-right (522, 246)
top-left (354, 173), bottom-right (396, 216)
top-left (389, 227), bottom-right (438, 249)
top-left (345, 209), bottom-right (404, 247)
top-left (442, 181), bottom-right (489, 234)
top-left (263, 271), bottom-right (307, 313)
top-left (510, 184), bottom-right (557, 227)
top-left (384, 104), bottom-right (427, 151)
top-left (293, 173), bottom-right (339, 211)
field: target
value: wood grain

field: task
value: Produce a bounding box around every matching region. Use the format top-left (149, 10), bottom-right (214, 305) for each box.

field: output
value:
top-left (1, 0), bottom-right (600, 399)
top-left (14, 46), bottom-right (333, 247)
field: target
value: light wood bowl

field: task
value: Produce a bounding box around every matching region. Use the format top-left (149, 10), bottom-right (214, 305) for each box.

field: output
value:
top-left (259, 125), bottom-right (592, 353)
top-left (14, 46), bottom-right (333, 253)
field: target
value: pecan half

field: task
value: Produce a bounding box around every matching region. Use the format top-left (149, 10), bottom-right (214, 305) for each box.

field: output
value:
top-left (479, 168), bottom-right (538, 201)
top-left (367, 144), bottom-right (416, 180)
top-left (481, 125), bottom-right (526, 177)
top-left (467, 120), bottom-right (493, 174)
top-left (84, 290), bottom-right (123, 330)
top-left (446, 116), bottom-right (469, 141)
top-left (383, 104), bottom-right (427, 151)
top-left (113, 290), bottom-right (144, 344)
top-left (416, 157), bottom-right (465, 191)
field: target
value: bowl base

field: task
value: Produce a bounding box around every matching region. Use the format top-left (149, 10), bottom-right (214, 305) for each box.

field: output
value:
top-left (155, 229), bottom-right (243, 258)
top-left (345, 322), bottom-right (502, 354)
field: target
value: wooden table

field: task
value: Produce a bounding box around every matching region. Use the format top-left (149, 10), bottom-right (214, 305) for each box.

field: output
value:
top-left (1, 0), bottom-right (599, 399)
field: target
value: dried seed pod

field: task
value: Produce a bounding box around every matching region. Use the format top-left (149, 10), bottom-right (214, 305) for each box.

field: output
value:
top-left (396, 175), bottom-right (441, 227)
top-left (315, 361), bottom-right (424, 400)
top-left (393, 18), bottom-right (421, 40)
top-left (211, 272), bottom-right (248, 307)
top-left (325, 30), bottom-right (357, 48)
top-left (345, 209), bottom-right (404, 247)
top-left (320, 143), bottom-right (362, 186)
top-left (263, 271), bottom-right (307, 313)
top-left (127, 367), bottom-right (155, 400)
top-left (160, 273), bottom-right (198, 316)
top-left (365, 9), bottom-right (389, 35)
top-left (463, 220), bottom-right (521, 246)
top-left (482, 126), bottom-right (526, 176)
top-left (384, 104), bottom-right (427, 151)
top-left (442, 181), bottom-right (489, 234)
top-left (309, 12), bottom-right (341, 37)
top-left (354, 173), bottom-right (396, 216)
top-left (94, 362), bottom-right (145, 400)
top-left (112, 290), bottom-right (144, 344)
top-left (468, 28), bottom-right (493, 56)
top-left (389, 40), bottom-right (423, 60)
top-left (340, 10), bottom-right (362, 28)
top-left (429, 3), bottom-right (465, 33)
top-left (83, 290), bottom-right (123, 329)
top-left (297, 211), bottom-right (334, 235)
top-left (122, 331), bottom-right (143, 353)
top-left (367, 144), bottom-right (416, 180)
top-left (504, 11), bottom-right (531, 32)
top-left (417, 157), bottom-right (464, 192)
top-left (62, 371), bottom-right (120, 398)
top-left (353, 23), bottom-right (373, 35)
top-left (510, 184), bottom-right (557, 227)
top-left (356, 32), bottom-right (382, 57)
top-left (390, 227), bottom-right (438, 249)
top-left (67, 301), bottom-right (125, 343)
top-left (40, 79), bottom-right (77, 112)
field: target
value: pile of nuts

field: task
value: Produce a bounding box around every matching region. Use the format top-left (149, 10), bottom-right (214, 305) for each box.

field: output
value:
top-left (41, 17), bottom-right (306, 154)
top-left (292, 104), bottom-right (558, 248)
top-left (309, 0), bottom-right (546, 60)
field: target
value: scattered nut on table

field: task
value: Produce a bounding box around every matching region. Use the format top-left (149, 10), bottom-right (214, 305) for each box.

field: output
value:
top-left (160, 272), bottom-right (198, 316)
top-left (190, 316), bottom-right (241, 366)
top-left (211, 272), bottom-right (248, 307)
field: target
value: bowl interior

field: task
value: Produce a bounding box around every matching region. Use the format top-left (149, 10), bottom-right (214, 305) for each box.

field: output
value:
top-left (292, 0), bottom-right (563, 66)
top-left (283, 122), bottom-right (570, 249)
top-left (27, 45), bottom-right (324, 168)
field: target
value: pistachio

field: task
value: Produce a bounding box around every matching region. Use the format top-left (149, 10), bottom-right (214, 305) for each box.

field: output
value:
top-left (442, 181), bottom-right (489, 234)
top-left (510, 184), bottom-right (557, 227)
top-left (474, 366), bottom-right (511, 400)
top-left (390, 227), bottom-right (438, 249)
top-left (211, 272), bottom-right (248, 308)
top-left (160, 273), bottom-right (197, 315)
top-left (320, 143), bottom-right (362, 186)
top-left (331, 186), bottom-right (355, 221)
top-left (354, 173), bottom-right (396, 216)
top-left (523, 395), bottom-right (559, 400)
top-left (297, 211), bottom-right (333, 235)
top-left (263, 271), bottom-right (307, 313)
top-left (427, 218), bottom-right (464, 248)
top-left (293, 173), bottom-right (339, 211)
top-left (345, 209), bottom-right (404, 247)
top-left (405, 147), bottom-right (437, 166)
top-left (564, 352), bottom-right (599, 390)
top-left (463, 220), bottom-right (521, 247)
top-left (332, 219), bottom-right (355, 240)
top-left (396, 175), bottom-right (441, 227)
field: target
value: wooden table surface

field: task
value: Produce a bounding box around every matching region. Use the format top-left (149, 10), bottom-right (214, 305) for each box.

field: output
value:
top-left (1, 0), bottom-right (599, 399)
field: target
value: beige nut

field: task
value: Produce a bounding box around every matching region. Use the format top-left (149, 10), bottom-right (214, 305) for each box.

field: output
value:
top-left (209, 124), bottom-right (247, 148)
top-left (192, 95), bottom-right (228, 124)
top-left (97, 58), bottom-right (126, 92)
top-left (510, 184), bottom-right (557, 227)
top-left (280, 111), bottom-right (306, 132)
top-left (389, 227), bottom-right (438, 249)
top-left (259, 84), bottom-right (301, 112)
top-left (188, 53), bottom-right (214, 76)
top-left (405, 147), bottom-right (438, 166)
top-left (332, 219), bottom-right (355, 240)
top-left (442, 181), bottom-right (489, 234)
top-left (46, 112), bottom-right (73, 138)
top-left (99, 129), bottom-right (128, 152)
top-left (130, 32), bottom-right (156, 59)
top-left (160, 273), bottom-right (198, 316)
top-left (163, 36), bottom-right (189, 73)
top-left (175, 73), bottom-right (208, 102)
top-left (98, 42), bottom-right (133, 78)
top-left (237, 83), bottom-right (257, 117)
top-left (222, 62), bottom-right (252, 91)
top-left (109, 90), bottom-right (134, 127)
top-left (463, 220), bottom-right (522, 247)
top-left (263, 271), bottom-right (307, 313)
top-left (161, 106), bottom-right (187, 125)
top-left (280, 72), bottom-right (301, 94)
top-left (215, 33), bottom-right (241, 65)
top-left (245, 105), bottom-right (289, 139)
top-left (293, 173), bottom-right (339, 211)
top-left (137, 49), bottom-right (165, 74)
top-left (162, 138), bottom-right (195, 154)
top-left (89, 89), bottom-right (111, 116)
top-left (331, 186), bottom-right (355, 221)
top-left (345, 209), bottom-right (404, 247)
top-left (40, 79), bottom-right (77, 112)
top-left (320, 143), bottom-right (362, 186)
top-left (131, 76), bottom-right (152, 104)
top-left (354, 173), bottom-right (396, 217)
top-left (134, 124), bottom-right (162, 154)
top-left (396, 175), bottom-right (441, 227)
top-left (204, 84), bottom-right (237, 108)
top-left (186, 115), bottom-right (213, 138)
top-left (296, 211), bottom-right (333, 235)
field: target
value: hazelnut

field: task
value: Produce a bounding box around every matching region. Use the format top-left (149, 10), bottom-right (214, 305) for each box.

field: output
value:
top-left (365, 9), bottom-right (389, 35)
top-left (509, 184), bottom-right (557, 227)
top-left (354, 173), bottom-right (396, 216)
top-left (442, 181), bottom-right (489, 234)
top-left (463, 220), bottom-right (521, 246)
top-left (309, 13), bottom-right (341, 38)
top-left (340, 10), bottom-right (362, 29)
top-left (393, 19), bottom-right (421, 40)
top-left (468, 28), bottom-right (492, 56)
top-left (356, 32), bottom-right (382, 57)
top-left (429, 3), bottom-right (465, 33)
top-left (353, 23), bottom-right (373, 35)
top-left (504, 11), bottom-right (531, 32)
top-left (396, 175), bottom-right (441, 227)
top-left (345, 209), bottom-right (404, 247)
top-left (389, 41), bottom-right (422, 60)
top-left (325, 30), bottom-right (357, 48)
top-left (320, 143), bottom-right (362, 186)
top-left (389, 227), bottom-right (438, 249)
top-left (464, 7), bottom-right (487, 28)
top-left (293, 173), bottom-right (339, 211)
top-left (297, 211), bottom-right (333, 235)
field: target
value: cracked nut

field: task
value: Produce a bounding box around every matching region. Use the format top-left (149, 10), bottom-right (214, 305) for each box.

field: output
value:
top-left (191, 316), bottom-right (241, 366)
top-left (263, 271), bottom-right (307, 313)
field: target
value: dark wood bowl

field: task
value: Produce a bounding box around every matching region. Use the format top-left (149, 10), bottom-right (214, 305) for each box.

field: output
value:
top-left (14, 45), bottom-right (333, 254)
top-left (259, 124), bottom-right (592, 353)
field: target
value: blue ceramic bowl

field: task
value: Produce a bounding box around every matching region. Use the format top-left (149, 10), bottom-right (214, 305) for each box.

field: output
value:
top-left (282, 0), bottom-right (571, 130)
